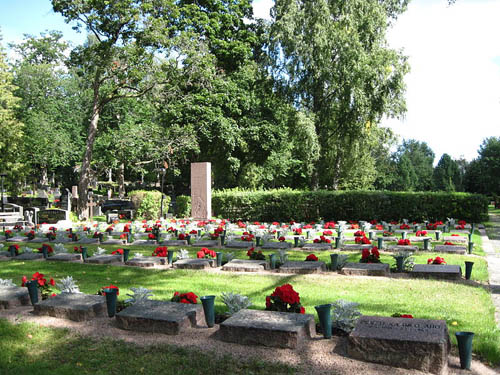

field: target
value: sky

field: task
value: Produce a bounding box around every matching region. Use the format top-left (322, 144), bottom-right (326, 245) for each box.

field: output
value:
top-left (1, 0), bottom-right (499, 163)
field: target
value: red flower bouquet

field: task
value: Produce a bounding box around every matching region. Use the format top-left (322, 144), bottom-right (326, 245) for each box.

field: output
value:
top-left (313, 235), bottom-right (331, 244)
top-left (197, 247), bottom-right (216, 259)
top-left (172, 291), bottom-right (198, 304)
top-left (265, 284), bottom-right (305, 314)
top-left (101, 284), bottom-right (119, 296)
top-left (305, 254), bottom-right (318, 261)
top-left (427, 257), bottom-right (446, 265)
top-left (397, 239), bottom-right (411, 246)
top-left (247, 247), bottom-right (265, 260)
top-left (111, 248), bottom-right (124, 255)
top-left (153, 246), bottom-right (167, 257)
top-left (360, 246), bottom-right (380, 263)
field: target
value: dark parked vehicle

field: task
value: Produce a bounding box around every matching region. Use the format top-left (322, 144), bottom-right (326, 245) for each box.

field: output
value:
top-left (101, 199), bottom-right (134, 213)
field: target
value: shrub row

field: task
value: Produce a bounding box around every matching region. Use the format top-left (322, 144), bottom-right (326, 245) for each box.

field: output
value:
top-left (176, 189), bottom-right (488, 222)
top-left (129, 190), bottom-right (170, 220)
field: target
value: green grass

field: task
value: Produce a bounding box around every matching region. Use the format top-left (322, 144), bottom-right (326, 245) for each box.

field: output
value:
top-left (0, 260), bottom-right (498, 365)
top-left (0, 319), bottom-right (294, 375)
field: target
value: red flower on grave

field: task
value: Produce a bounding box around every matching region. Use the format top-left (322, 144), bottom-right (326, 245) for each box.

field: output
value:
top-left (279, 236), bottom-right (286, 242)
top-left (148, 233), bottom-right (156, 240)
top-left (171, 291), bottom-right (198, 304)
top-left (354, 231), bottom-right (365, 237)
top-left (427, 257), bottom-right (446, 265)
top-left (323, 230), bottom-right (333, 236)
top-left (300, 306), bottom-right (305, 314)
top-left (400, 224), bottom-right (410, 230)
top-left (101, 284), bottom-right (119, 296)
top-left (119, 233), bottom-right (127, 239)
top-left (370, 220), bottom-right (378, 225)
top-left (111, 248), bottom-right (124, 255)
top-left (123, 225), bottom-right (130, 233)
top-left (305, 254), bottom-right (318, 261)
top-left (153, 246), bottom-right (167, 257)
top-left (74, 246), bottom-right (83, 253)
top-left (324, 221), bottom-right (336, 229)
top-left (416, 230), bottom-right (427, 237)
top-left (49, 278), bottom-right (55, 286)
top-left (178, 233), bottom-right (186, 240)
top-left (400, 314), bottom-right (413, 318)
top-left (21, 275), bottom-right (27, 287)
top-left (397, 239), bottom-right (411, 246)
top-left (293, 228), bottom-right (303, 235)
top-left (197, 247), bottom-right (216, 259)
top-left (189, 229), bottom-right (197, 235)
top-left (444, 241), bottom-right (454, 245)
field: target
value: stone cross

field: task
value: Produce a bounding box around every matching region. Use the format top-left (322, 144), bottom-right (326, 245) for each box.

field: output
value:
top-left (87, 196), bottom-right (97, 221)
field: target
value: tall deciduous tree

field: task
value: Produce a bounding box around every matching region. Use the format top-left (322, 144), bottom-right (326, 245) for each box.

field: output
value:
top-left (432, 153), bottom-right (461, 192)
top-left (269, 0), bottom-right (410, 189)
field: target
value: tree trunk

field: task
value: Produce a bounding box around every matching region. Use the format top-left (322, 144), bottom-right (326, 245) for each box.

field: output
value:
top-left (118, 163), bottom-right (125, 198)
top-left (77, 85), bottom-right (101, 218)
top-left (107, 168), bottom-right (113, 199)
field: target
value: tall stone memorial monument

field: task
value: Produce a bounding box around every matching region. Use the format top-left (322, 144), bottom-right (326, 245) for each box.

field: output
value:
top-left (191, 162), bottom-right (211, 219)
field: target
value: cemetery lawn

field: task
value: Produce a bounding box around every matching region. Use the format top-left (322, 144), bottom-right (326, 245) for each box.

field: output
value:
top-left (0, 319), bottom-right (295, 375)
top-left (0, 260), bottom-right (498, 365)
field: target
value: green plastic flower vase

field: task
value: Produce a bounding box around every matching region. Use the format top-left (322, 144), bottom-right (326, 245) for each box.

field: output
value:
top-left (167, 250), bottom-right (174, 265)
top-left (127, 232), bottom-right (133, 243)
top-left (26, 280), bottom-right (39, 305)
top-left (256, 236), bottom-right (261, 247)
top-left (368, 231), bottom-right (374, 240)
top-left (401, 231), bottom-right (407, 240)
top-left (200, 295), bottom-right (216, 328)
top-left (388, 224), bottom-right (393, 232)
top-left (122, 248), bottom-right (129, 262)
top-left (468, 242), bottom-right (474, 254)
top-left (330, 253), bottom-right (339, 271)
top-left (215, 252), bottom-right (222, 267)
top-left (269, 253), bottom-right (276, 269)
top-left (81, 247), bottom-right (88, 260)
top-left (220, 234), bottom-right (225, 246)
top-left (435, 231), bottom-right (441, 241)
top-left (467, 233), bottom-right (472, 242)
top-left (395, 256), bottom-right (405, 272)
top-left (423, 238), bottom-right (430, 251)
top-left (41, 245), bottom-right (49, 259)
top-left (8, 245), bottom-right (16, 257)
top-left (103, 288), bottom-right (118, 318)
top-left (455, 331), bottom-right (474, 370)
top-left (377, 237), bottom-right (384, 250)
top-left (335, 237), bottom-right (341, 249)
top-left (314, 304), bottom-right (332, 339)
top-left (294, 236), bottom-right (299, 247)
top-left (464, 261), bottom-right (474, 280)
top-left (470, 223), bottom-right (475, 234)
top-left (186, 235), bottom-right (191, 245)
top-left (414, 225), bottom-right (420, 232)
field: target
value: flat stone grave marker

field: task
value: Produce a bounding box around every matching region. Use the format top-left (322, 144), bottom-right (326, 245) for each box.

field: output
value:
top-left (409, 237), bottom-right (432, 242)
top-left (410, 264), bottom-right (461, 280)
top-left (0, 286), bottom-right (31, 309)
top-left (261, 242), bottom-right (292, 249)
top-left (222, 259), bottom-right (267, 272)
top-left (0, 251), bottom-right (11, 259)
top-left (48, 253), bottom-right (83, 262)
top-left (130, 239), bottom-right (157, 246)
top-left (192, 240), bottom-right (218, 247)
top-left (219, 309), bottom-right (316, 349)
top-left (386, 245), bottom-right (419, 252)
top-left (225, 241), bottom-right (254, 249)
top-left (125, 256), bottom-right (166, 268)
top-left (36, 209), bottom-right (69, 224)
top-left (432, 245), bottom-right (467, 254)
top-left (278, 261), bottom-right (327, 274)
top-left (15, 252), bottom-right (44, 261)
top-left (34, 293), bottom-right (106, 321)
top-left (76, 237), bottom-right (99, 244)
top-left (162, 240), bottom-right (188, 246)
top-left (301, 243), bottom-right (332, 251)
top-left (340, 244), bottom-right (372, 251)
top-left (376, 236), bottom-right (398, 242)
top-left (116, 300), bottom-right (204, 335)
top-left (340, 263), bottom-right (390, 277)
top-left (29, 237), bottom-right (47, 243)
top-left (443, 236), bottom-right (467, 243)
top-left (85, 254), bottom-right (122, 264)
top-left (100, 238), bottom-right (125, 245)
top-left (348, 315), bottom-right (450, 375)
top-left (6, 236), bottom-right (27, 242)
top-left (173, 258), bottom-right (214, 269)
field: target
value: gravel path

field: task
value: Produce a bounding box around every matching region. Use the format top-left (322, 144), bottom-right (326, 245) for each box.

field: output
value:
top-left (0, 306), bottom-right (496, 375)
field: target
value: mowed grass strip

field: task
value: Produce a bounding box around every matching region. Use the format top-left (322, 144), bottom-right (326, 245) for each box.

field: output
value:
top-left (0, 261), bottom-right (498, 364)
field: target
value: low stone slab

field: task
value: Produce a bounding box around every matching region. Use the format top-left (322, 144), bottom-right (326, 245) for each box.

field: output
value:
top-left (301, 243), bottom-right (332, 251)
top-left (6, 236), bottom-right (27, 242)
top-left (0, 251), bottom-right (10, 259)
top-left (130, 240), bottom-right (157, 246)
top-left (433, 245), bottom-right (467, 254)
top-left (222, 259), bottom-right (267, 272)
top-left (162, 240), bottom-right (188, 246)
top-left (100, 238), bottom-right (125, 245)
top-left (409, 237), bottom-right (432, 242)
top-left (48, 253), bottom-right (83, 262)
top-left (85, 254), bottom-right (122, 264)
top-left (219, 309), bottom-right (315, 349)
top-left (34, 293), bottom-right (106, 321)
top-left (261, 242), bottom-right (292, 249)
top-left (76, 237), bottom-right (99, 244)
top-left (0, 286), bottom-right (31, 309)
top-left (410, 264), bottom-right (461, 280)
top-left (386, 245), bottom-right (419, 253)
top-left (15, 253), bottom-right (44, 261)
top-left (278, 261), bottom-right (327, 274)
top-left (173, 259), bottom-right (214, 269)
top-left (116, 300), bottom-right (204, 335)
top-left (192, 240), bottom-right (218, 247)
top-left (340, 244), bottom-right (372, 251)
top-left (125, 256), bottom-right (165, 268)
top-left (348, 315), bottom-right (450, 375)
top-left (29, 237), bottom-right (47, 243)
top-left (340, 263), bottom-right (390, 277)
top-left (377, 236), bottom-right (398, 242)
top-left (443, 236), bottom-right (467, 243)
top-left (225, 241), bottom-right (254, 249)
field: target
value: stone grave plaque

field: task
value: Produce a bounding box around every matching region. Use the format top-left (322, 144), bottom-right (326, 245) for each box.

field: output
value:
top-left (6, 236), bottom-right (28, 242)
top-left (278, 261), bottom-right (327, 274)
top-left (409, 237), bottom-right (432, 242)
top-left (192, 240), bottom-right (218, 247)
top-left (36, 209), bottom-right (69, 224)
top-left (0, 251), bottom-right (11, 259)
top-left (0, 286), bottom-right (31, 309)
top-left (85, 254), bottom-right (122, 264)
top-left (301, 243), bottom-right (332, 251)
top-left (443, 236), bottom-right (467, 243)
top-left (15, 252), bottom-right (44, 261)
top-left (76, 237), bottom-right (99, 244)
top-left (173, 258), bottom-right (214, 269)
top-left (219, 309), bottom-right (315, 349)
top-left (386, 245), bottom-right (419, 253)
top-left (340, 263), bottom-right (390, 277)
top-left (125, 256), bottom-right (166, 268)
top-left (100, 238), bottom-right (125, 245)
top-left (261, 242), bottom-right (292, 250)
top-left (340, 244), bottom-right (372, 251)
top-left (225, 241), bottom-right (254, 249)
top-left (410, 264), bottom-right (461, 280)
top-left (130, 239), bottom-right (156, 246)
top-left (376, 236), bottom-right (398, 242)
top-left (116, 300), bottom-right (204, 334)
top-left (47, 253), bottom-right (83, 262)
top-left (433, 245), bottom-right (466, 254)
top-left (162, 240), bottom-right (188, 246)
top-left (348, 316), bottom-right (450, 375)
top-left (34, 293), bottom-right (106, 321)
top-left (222, 259), bottom-right (267, 272)
top-left (29, 237), bottom-right (47, 243)
top-left (191, 162), bottom-right (211, 219)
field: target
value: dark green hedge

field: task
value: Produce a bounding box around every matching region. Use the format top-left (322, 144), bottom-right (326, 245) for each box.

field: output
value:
top-left (177, 189), bottom-right (488, 222)
top-left (175, 195), bottom-right (191, 217)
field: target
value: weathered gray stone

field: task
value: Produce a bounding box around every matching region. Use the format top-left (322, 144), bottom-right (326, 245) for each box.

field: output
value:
top-left (410, 264), bottom-right (461, 280)
top-left (47, 253), bottom-right (83, 262)
top-left (0, 286), bottom-right (31, 309)
top-left (443, 236), bottom-right (467, 243)
top-left (173, 258), bottom-right (214, 269)
top-left (340, 244), bottom-right (372, 251)
top-left (162, 240), bottom-right (188, 246)
top-left (125, 256), bottom-right (166, 268)
top-left (192, 240), bottom-right (218, 247)
top-left (278, 261), bottom-right (327, 274)
top-left (85, 254), bottom-right (122, 264)
top-left (433, 245), bottom-right (467, 254)
top-left (377, 236), bottom-right (398, 242)
top-left (0, 251), bottom-right (10, 259)
top-left (340, 263), bottom-right (390, 277)
top-left (219, 309), bottom-right (315, 349)
top-left (100, 238), bottom-right (125, 245)
top-left (386, 245), bottom-right (419, 253)
top-left (222, 259), bottom-right (267, 272)
top-left (15, 253), bottom-right (44, 261)
top-left (34, 293), bottom-right (106, 321)
top-left (130, 239), bottom-right (157, 246)
top-left (28, 237), bottom-right (47, 243)
top-left (409, 237), bottom-right (432, 242)
top-left (225, 241), bottom-right (254, 249)
top-left (348, 316), bottom-right (450, 375)
top-left (261, 242), bottom-right (292, 249)
top-left (301, 243), bottom-right (332, 251)
top-left (6, 236), bottom-right (27, 242)
top-left (76, 237), bottom-right (99, 244)
top-left (116, 300), bottom-right (204, 334)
